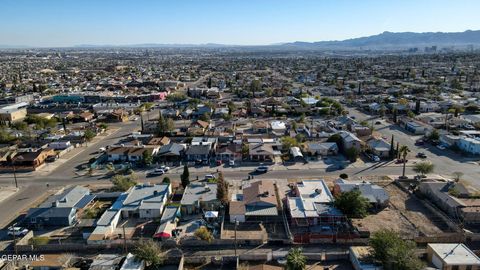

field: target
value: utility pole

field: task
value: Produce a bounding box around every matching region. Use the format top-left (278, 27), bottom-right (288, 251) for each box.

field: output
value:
top-left (11, 223), bottom-right (18, 256)
top-left (122, 225), bottom-right (128, 254)
top-left (234, 219), bottom-right (239, 257)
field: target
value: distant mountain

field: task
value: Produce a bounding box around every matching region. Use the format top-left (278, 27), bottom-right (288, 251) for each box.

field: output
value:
top-left (282, 30), bottom-right (480, 49)
top-left (73, 43), bottom-right (233, 48)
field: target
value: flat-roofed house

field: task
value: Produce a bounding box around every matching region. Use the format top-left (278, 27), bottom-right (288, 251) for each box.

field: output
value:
top-left (427, 243), bottom-right (480, 270)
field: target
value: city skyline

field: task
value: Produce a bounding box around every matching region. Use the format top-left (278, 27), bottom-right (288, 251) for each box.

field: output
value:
top-left (1, 0), bottom-right (480, 47)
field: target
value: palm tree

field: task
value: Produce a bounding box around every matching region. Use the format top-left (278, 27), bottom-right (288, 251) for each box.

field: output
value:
top-left (286, 248), bottom-right (306, 270)
top-left (399, 145), bottom-right (410, 178)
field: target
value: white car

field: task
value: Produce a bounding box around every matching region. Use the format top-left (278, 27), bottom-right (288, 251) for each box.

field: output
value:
top-left (99, 147), bottom-right (106, 152)
top-left (8, 227), bottom-right (29, 237)
top-left (204, 174), bottom-right (215, 180)
top-left (160, 165), bottom-right (170, 172)
top-left (147, 168), bottom-right (165, 176)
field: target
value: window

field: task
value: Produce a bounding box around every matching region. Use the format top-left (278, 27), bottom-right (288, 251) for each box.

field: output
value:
top-left (465, 266), bottom-right (472, 270)
top-left (452, 266), bottom-right (459, 270)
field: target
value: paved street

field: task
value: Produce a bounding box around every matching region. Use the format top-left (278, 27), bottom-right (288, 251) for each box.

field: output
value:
top-left (347, 106), bottom-right (480, 189)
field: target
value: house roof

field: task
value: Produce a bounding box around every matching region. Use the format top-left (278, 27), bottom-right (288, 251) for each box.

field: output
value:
top-left (243, 181), bottom-right (278, 207)
top-left (122, 184), bottom-right (169, 211)
top-left (428, 243), bottom-right (480, 266)
top-left (335, 179), bottom-right (389, 204)
top-left (39, 186), bottom-right (91, 208)
top-left (107, 146), bottom-right (153, 157)
top-left (180, 183), bottom-right (218, 205)
top-left (367, 138), bottom-right (391, 152)
top-left (185, 144), bottom-right (211, 155)
top-left (158, 143), bottom-right (184, 156)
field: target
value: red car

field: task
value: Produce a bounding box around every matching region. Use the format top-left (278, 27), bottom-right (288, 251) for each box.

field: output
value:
top-left (216, 160), bottom-right (223, 166)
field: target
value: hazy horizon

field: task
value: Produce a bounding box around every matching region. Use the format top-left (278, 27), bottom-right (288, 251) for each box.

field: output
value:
top-left (2, 0), bottom-right (480, 47)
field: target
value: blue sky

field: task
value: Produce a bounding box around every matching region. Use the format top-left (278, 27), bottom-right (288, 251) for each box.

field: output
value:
top-left (1, 0), bottom-right (480, 47)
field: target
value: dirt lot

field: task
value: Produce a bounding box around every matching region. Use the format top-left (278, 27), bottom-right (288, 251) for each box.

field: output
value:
top-left (352, 182), bottom-right (450, 238)
top-left (221, 222), bottom-right (266, 241)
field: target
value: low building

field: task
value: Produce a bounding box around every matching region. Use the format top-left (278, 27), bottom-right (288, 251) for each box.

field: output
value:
top-left (334, 178), bottom-right (389, 207)
top-left (25, 186), bottom-right (95, 228)
top-left (0, 102), bottom-right (28, 123)
top-left (366, 138), bottom-right (391, 158)
top-left (339, 131), bottom-right (362, 152)
top-left (349, 246), bottom-right (383, 270)
top-left (305, 142), bottom-right (339, 156)
top-left (107, 146), bottom-right (158, 162)
top-left (229, 180), bottom-right (279, 223)
top-left (426, 243), bottom-right (480, 270)
top-left (457, 137), bottom-right (480, 155)
top-left (120, 183), bottom-right (171, 219)
top-left (287, 180), bottom-right (344, 227)
top-left (180, 183), bottom-right (219, 215)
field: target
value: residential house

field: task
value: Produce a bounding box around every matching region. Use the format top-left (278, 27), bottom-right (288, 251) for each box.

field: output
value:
top-left (270, 120), bottom-right (287, 136)
top-left (229, 180), bottom-right (279, 223)
top-left (188, 120), bottom-right (210, 135)
top-left (366, 138), bottom-right (391, 158)
top-left (339, 131), bottom-right (362, 152)
top-left (216, 143), bottom-right (242, 162)
top-left (25, 186), bottom-right (95, 227)
top-left (426, 243), bottom-right (480, 270)
top-left (248, 140), bottom-right (281, 162)
top-left (333, 178), bottom-right (389, 207)
top-left (147, 136), bottom-right (171, 146)
top-left (418, 181), bottom-right (480, 224)
top-left (12, 148), bottom-right (56, 170)
top-left (120, 183), bottom-right (171, 219)
top-left (107, 146), bottom-right (158, 162)
top-left (157, 143), bottom-right (185, 162)
top-left (180, 183), bottom-right (219, 215)
top-left (106, 109), bottom-right (129, 122)
top-left (287, 180), bottom-right (344, 227)
top-left (304, 142), bottom-right (339, 156)
top-left (185, 144), bottom-right (211, 162)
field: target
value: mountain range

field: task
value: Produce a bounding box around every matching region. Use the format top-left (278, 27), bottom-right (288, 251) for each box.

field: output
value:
top-left (1, 30), bottom-right (480, 49)
top-left (281, 30), bottom-right (480, 49)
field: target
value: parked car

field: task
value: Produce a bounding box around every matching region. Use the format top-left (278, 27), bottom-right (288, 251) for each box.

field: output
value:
top-left (159, 165), bottom-right (170, 172)
top-left (415, 139), bottom-right (424, 146)
top-left (216, 160), bottom-right (223, 166)
top-left (416, 152), bottom-right (427, 159)
top-left (45, 155), bottom-right (58, 162)
top-left (375, 121), bottom-right (382, 125)
top-left (147, 168), bottom-right (165, 177)
top-left (372, 155), bottom-right (380, 162)
top-left (255, 165), bottom-right (269, 173)
top-left (8, 227), bottom-right (29, 237)
top-left (204, 174), bottom-right (215, 180)
top-left (396, 159), bottom-right (408, 164)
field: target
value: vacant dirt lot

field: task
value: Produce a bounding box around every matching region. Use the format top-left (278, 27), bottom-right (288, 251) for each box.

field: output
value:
top-left (353, 182), bottom-right (450, 238)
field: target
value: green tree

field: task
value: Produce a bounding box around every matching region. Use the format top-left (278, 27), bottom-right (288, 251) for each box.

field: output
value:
top-left (327, 134), bottom-right (343, 152)
top-left (399, 145), bottom-right (410, 178)
top-left (162, 177), bottom-right (170, 184)
top-left (345, 147), bottom-right (359, 162)
top-left (413, 162), bottom-right (434, 177)
top-left (281, 136), bottom-right (299, 150)
top-left (389, 135), bottom-right (395, 158)
top-left (249, 79), bottom-right (261, 97)
top-left (181, 164), bottom-right (190, 189)
top-left (370, 229), bottom-right (424, 270)
top-left (133, 239), bottom-right (164, 267)
top-left (83, 129), bottom-right (96, 142)
top-left (216, 172), bottom-right (228, 205)
top-left (334, 190), bottom-right (369, 218)
top-left (286, 248), bottom-right (306, 270)
top-left (111, 174), bottom-right (137, 191)
top-left (194, 226), bottom-right (213, 242)
top-left (0, 128), bottom-right (14, 143)
top-left (142, 151), bottom-right (153, 166)
top-left (428, 129), bottom-right (440, 141)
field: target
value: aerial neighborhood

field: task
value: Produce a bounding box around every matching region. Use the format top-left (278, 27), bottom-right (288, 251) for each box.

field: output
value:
top-left (1, 31), bottom-right (480, 270)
